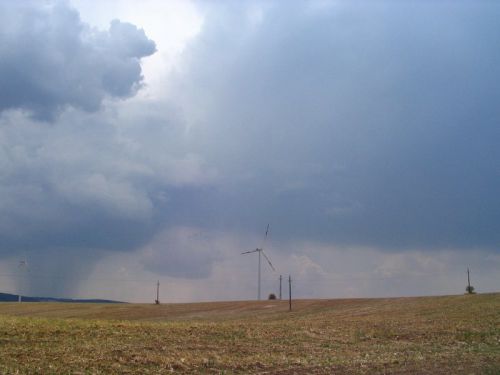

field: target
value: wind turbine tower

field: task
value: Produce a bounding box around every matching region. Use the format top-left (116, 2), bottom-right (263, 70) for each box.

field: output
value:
top-left (18, 257), bottom-right (28, 303)
top-left (242, 224), bottom-right (276, 300)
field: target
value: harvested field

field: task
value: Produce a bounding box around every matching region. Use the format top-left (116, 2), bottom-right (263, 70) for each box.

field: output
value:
top-left (0, 293), bottom-right (498, 374)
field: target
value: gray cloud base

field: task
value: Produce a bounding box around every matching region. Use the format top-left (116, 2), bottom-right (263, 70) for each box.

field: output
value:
top-left (0, 1), bottom-right (156, 121)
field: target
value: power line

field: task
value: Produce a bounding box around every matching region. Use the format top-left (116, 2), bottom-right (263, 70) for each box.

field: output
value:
top-left (0, 270), bottom-right (473, 285)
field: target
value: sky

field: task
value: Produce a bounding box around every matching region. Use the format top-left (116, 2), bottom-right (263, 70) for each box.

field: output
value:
top-left (0, 0), bottom-right (499, 302)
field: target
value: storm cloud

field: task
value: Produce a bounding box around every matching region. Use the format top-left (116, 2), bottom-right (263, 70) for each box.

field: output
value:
top-left (0, 1), bottom-right (156, 121)
top-left (169, 1), bottom-right (500, 251)
top-left (0, 1), bottom-right (499, 300)
top-left (0, 2), bottom-right (208, 295)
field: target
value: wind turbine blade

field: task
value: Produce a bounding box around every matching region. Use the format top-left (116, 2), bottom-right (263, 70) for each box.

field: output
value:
top-left (241, 249), bottom-right (259, 255)
top-left (261, 250), bottom-right (275, 271)
top-left (18, 259), bottom-right (29, 271)
top-left (19, 253), bottom-right (29, 269)
top-left (261, 224), bottom-right (270, 250)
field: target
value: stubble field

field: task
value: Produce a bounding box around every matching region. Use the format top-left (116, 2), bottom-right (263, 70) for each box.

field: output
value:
top-left (0, 293), bottom-right (498, 374)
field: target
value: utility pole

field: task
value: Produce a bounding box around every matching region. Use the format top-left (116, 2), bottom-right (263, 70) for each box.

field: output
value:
top-left (18, 258), bottom-right (27, 303)
top-left (279, 275), bottom-right (282, 300)
top-left (467, 268), bottom-right (471, 292)
top-left (288, 275), bottom-right (292, 311)
top-left (465, 268), bottom-right (476, 294)
top-left (258, 249), bottom-right (261, 300)
top-left (155, 280), bottom-right (160, 304)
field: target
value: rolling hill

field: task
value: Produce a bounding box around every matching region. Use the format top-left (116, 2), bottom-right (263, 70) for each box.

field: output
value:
top-left (0, 292), bottom-right (121, 304)
top-left (0, 293), bottom-right (498, 374)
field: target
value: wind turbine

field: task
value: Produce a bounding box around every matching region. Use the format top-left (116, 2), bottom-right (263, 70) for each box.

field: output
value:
top-left (18, 256), bottom-right (28, 303)
top-left (242, 224), bottom-right (275, 300)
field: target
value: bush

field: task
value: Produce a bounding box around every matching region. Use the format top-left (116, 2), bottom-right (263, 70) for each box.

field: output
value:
top-left (465, 285), bottom-right (475, 294)
top-left (268, 293), bottom-right (277, 300)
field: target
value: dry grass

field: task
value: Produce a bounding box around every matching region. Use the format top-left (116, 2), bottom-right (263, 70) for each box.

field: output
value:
top-left (0, 294), bottom-right (499, 374)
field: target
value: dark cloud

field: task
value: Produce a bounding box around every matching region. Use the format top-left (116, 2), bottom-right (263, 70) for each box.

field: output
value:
top-left (171, 1), bottom-right (500, 251)
top-left (0, 101), bottom-right (215, 296)
top-left (0, 1), bottom-right (156, 121)
top-left (0, 107), bottom-right (213, 248)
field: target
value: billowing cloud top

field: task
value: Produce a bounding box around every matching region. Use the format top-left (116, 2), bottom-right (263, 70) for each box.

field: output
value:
top-left (0, 1), bottom-right (156, 121)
